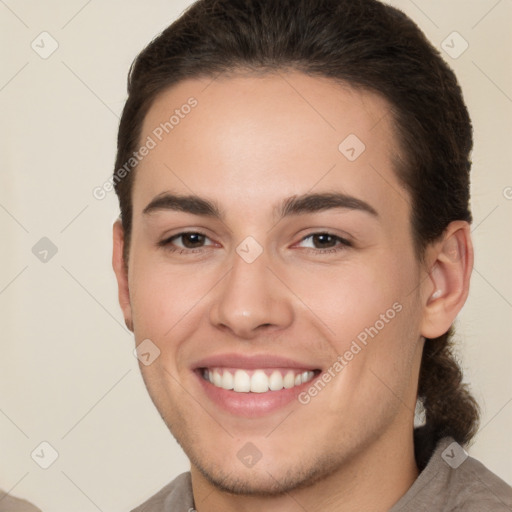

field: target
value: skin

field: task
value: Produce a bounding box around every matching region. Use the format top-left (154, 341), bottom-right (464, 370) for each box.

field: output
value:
top-left (113, 71), bottom-right (473, 511)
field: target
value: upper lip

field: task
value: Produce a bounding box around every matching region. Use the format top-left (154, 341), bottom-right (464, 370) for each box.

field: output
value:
top-left (193, 353), bottom-right (320, 371)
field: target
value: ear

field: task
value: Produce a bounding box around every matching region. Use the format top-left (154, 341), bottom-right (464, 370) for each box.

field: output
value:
top-left (112, 219), bottom-right (134, 332)
top-left (420, 220), bottom-right (473, 339)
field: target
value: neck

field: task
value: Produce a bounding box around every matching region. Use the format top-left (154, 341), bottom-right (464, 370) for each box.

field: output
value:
top-left (191, 425), bottom-right (419, 512)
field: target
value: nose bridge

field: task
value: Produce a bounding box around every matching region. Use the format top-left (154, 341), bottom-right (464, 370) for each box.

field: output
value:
top-left (209, 243), bottom-right (293, 337)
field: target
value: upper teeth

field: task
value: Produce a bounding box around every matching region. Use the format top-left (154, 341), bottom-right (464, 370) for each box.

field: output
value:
top-left (203, 368), bottom-right (315, 393)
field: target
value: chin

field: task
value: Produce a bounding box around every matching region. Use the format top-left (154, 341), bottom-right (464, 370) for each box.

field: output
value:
top-left (188, 449), bottom-right (345, 497)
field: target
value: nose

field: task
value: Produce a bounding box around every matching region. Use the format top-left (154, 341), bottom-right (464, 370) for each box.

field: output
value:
top-left (209, 249), bottom-right (294, 340)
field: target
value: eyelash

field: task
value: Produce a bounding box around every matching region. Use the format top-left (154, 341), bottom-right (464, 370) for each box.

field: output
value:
top-left (158, 231), bottom-right (352, 256)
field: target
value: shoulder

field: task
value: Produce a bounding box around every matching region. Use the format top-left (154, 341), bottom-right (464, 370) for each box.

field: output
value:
top-left (391, 437), bottom-right (512, 512)
top-left (0, 490), bottom-right (42, 512)
top-left (449, 453), bottom-right (512, 511)
top-left (130, 472), bottom-right (194, 512)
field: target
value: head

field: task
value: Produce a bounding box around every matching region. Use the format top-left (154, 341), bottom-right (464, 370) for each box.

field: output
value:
top-left (112, 0), bottom-right (479, 495)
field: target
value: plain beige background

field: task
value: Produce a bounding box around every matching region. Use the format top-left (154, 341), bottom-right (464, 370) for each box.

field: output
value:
top-left (0, 1), bottom-right (511, 510)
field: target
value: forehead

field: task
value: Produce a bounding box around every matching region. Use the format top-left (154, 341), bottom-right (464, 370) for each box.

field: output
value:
top-left (134, 71), bottom-right (408, 222)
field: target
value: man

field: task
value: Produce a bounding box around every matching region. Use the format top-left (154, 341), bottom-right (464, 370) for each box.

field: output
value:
top-left (112, 0), bottom-right (512, 510)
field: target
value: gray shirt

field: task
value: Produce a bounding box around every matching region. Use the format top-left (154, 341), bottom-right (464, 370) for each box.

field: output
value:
top-left (131, 437), bottom-right (512, 511)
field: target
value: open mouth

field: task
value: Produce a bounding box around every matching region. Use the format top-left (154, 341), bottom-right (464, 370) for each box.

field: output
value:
top-left (192, 354), bottom-right (323, 416)
top-left (200, 367), bottom-right (320, 393)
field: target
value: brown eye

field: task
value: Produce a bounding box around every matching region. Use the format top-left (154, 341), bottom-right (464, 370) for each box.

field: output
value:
top-left (179, 232), bottom-right (206, 248)
top-left (311, 233), bottom-right (338, 249)
top-left (159, 231), bottom-right (214, 252)
top-left (297, 232), bottom-right (352, 253)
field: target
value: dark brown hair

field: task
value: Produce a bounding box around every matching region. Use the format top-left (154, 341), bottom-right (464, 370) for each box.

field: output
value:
top-left (113, 0), bottom-right (479, 468)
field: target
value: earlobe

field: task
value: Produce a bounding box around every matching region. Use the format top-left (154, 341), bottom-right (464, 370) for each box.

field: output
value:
top-left (420, 221), bottom-right (473, 339)
top-left (112, 220), bottom-right (134, 332)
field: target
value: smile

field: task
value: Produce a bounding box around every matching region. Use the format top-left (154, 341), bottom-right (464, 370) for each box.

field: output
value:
top-left (201, 367), bottom-right (317, 393)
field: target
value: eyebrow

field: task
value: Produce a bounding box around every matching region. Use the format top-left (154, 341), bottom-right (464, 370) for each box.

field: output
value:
top-left (143, 191), bottom-right (379, 219)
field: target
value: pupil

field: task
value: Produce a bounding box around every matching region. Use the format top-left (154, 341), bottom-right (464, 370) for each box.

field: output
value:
top-left (314, 234), bottom-right (335, 248)
top-left (183, 233), bottom-right (204, 248)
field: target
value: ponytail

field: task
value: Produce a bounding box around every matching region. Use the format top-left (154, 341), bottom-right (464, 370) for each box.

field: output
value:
top-left (414, 327), bottom-right (480, 469)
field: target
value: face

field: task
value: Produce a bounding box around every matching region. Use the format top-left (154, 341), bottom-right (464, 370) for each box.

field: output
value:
top-left (115, 72), bottom-right (429, 494)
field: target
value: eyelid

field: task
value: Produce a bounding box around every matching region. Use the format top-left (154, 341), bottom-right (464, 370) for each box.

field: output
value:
top-left (295, 227), bottom-right (353, 243)
top-left (159, 230), bottom-right (216, 248)
top-left (294, 232), bottom-right (353, 250)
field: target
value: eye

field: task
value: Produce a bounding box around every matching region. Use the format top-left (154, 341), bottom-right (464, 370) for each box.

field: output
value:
top-left (297, 232), bottom-right (352, 253)
top-left (158, 231), bottom-right (351, 255)
top-left (159, 231), bottom-right (216, 252)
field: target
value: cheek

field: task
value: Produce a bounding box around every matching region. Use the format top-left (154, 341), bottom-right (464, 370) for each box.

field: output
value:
top-left (128, 251), bottom-right (215, 340)
top-left (287, 253), bottom-right (414, 343)
top-left (322, 258), bottom-right (422, 408)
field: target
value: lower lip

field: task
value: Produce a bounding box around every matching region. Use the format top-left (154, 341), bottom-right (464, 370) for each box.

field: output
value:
top-left (195, 370), bottom-right (318, 418)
